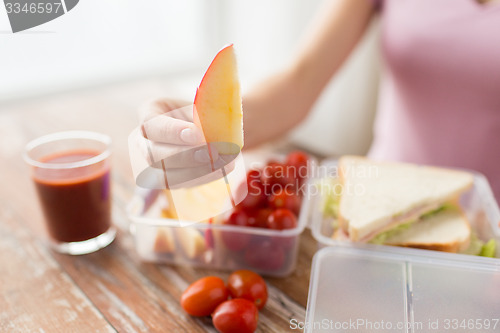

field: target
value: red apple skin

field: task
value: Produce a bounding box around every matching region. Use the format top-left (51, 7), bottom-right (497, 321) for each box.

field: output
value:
top-left (194, 45), bottom-right (234, 107)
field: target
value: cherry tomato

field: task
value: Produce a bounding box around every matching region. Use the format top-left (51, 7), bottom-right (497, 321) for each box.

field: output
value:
top-left (222, 230), bottom-right (251, 252)
top-left (268, 189), bottom-right (301, 215)
top-left (244, 240), bottom-right (285, 271)
top-left (181, 276), bottom-right (229, 317)
top-left (227, 270), bottom-right (268, 310)
top-left (285, 151), bottom-right (309, 182)
top-left (221, 210), bottom-right (252, 251)
top-left (246, 169), bottom-right (261, 183)
top-left (261, 162), bottom-right (296, 193)
top-left (247, 208), bottom-right (272, 228)
top-left (267, 209), bottom-right (298, 230)
top-left (212, 299), bottom-right (258, 333)
top-left (236, 179), bottom-right (267, 211)
top-left (225, 209), bottom-right (250, 227)
top-left (265, 159), bottom-right (281, 166)
top-left (274, 235), bottom-right (296, 251)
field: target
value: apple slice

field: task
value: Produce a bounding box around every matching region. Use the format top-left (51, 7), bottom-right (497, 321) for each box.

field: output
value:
top-left (153, 227), bottom-right (175, 254)
top-left (176, 227), bottom-right (206, 259)
top-left (194, 44), bottom-right (243, 155)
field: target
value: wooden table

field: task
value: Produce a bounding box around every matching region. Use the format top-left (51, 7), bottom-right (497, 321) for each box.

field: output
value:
top-left (0, 80), bottom-right (319, 333)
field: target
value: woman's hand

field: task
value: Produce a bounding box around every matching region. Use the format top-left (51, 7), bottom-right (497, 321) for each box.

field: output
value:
top-left (131, 98), bottom-right (237, 189)
top-left (137, 98), bottom-right (218, 169)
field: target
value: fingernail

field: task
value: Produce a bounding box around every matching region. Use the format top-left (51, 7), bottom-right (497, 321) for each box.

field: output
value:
top-left (194, 149), bottom-right (212, 163)
top-left (180, 128), bottom-right (201, 144)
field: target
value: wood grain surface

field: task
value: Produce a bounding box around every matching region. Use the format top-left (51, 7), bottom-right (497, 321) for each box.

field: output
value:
top-left (0, 80), bottom-right (320, 333)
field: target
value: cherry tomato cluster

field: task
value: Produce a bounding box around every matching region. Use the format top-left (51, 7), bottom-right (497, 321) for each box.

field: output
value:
top-left (232, 151), bottom-right (310, 226)
top-left (220, 151), bottom-right (310, 270)
top-left (181, 270), bottom-right (268, 333)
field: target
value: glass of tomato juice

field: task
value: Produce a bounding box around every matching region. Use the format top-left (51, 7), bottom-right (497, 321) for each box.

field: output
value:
top-left (24, 131), bottom-right (116, 255)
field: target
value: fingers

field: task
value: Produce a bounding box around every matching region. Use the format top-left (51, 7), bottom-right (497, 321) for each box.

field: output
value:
top-left (139, 99), bottom-right (202, 146)
top-left (137, 132), bottom-right (220, 169)
top-left (138, 98), bottom-right (192, 123)
top-left (135, 97), bottom-right (227, 172)
top-left (142, 114), bottom-right (204, 145)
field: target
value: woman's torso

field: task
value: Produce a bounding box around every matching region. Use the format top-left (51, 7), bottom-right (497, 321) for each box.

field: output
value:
top-left (368, 0), bottom-right (500, 201)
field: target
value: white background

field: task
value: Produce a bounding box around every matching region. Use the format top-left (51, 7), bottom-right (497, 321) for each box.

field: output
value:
top-left (0, 0), bottom-right (381, 155)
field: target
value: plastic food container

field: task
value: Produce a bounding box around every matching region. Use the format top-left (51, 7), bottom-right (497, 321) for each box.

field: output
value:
top-left (128, 156), bottom-right (500, 277)
top-left (127, 155), bottom-right (313, 277)
top-left (305, 246), bottom-right (500, 333)
top-left (311, 159), bottom-right (500, 258)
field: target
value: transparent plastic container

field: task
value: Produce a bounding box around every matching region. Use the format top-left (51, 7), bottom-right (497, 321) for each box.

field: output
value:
top-left (305, 246), bottom-right (500, 333)
top-left (127, 156), bottom-right (313, 277)
top-left (311, 159), bottom-right (500, 258)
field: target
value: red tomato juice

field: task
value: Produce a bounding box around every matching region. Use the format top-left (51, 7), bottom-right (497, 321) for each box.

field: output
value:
top-left (33, 149), bottom-right (111, 243)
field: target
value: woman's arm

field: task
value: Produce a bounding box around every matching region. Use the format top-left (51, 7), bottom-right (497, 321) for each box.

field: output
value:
top-left (243, 0), bottom-right (376, 148)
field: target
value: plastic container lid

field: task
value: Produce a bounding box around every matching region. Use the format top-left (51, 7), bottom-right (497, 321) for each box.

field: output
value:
top-left (305, 246), bottom-right (500, 333)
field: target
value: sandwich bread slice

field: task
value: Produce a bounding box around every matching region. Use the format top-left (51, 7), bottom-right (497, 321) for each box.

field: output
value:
top-left (381, 206), bottom-right (471, 253)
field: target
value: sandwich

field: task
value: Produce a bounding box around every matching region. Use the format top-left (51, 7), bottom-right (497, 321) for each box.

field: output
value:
top-left (322, 156), bottom-right (497, 254)
top-left (336, 156), bottom-right (474, 244)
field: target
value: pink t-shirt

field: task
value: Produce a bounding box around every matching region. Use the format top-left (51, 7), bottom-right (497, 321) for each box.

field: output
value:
top-left (368, 0), bottom-right (500, 202)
